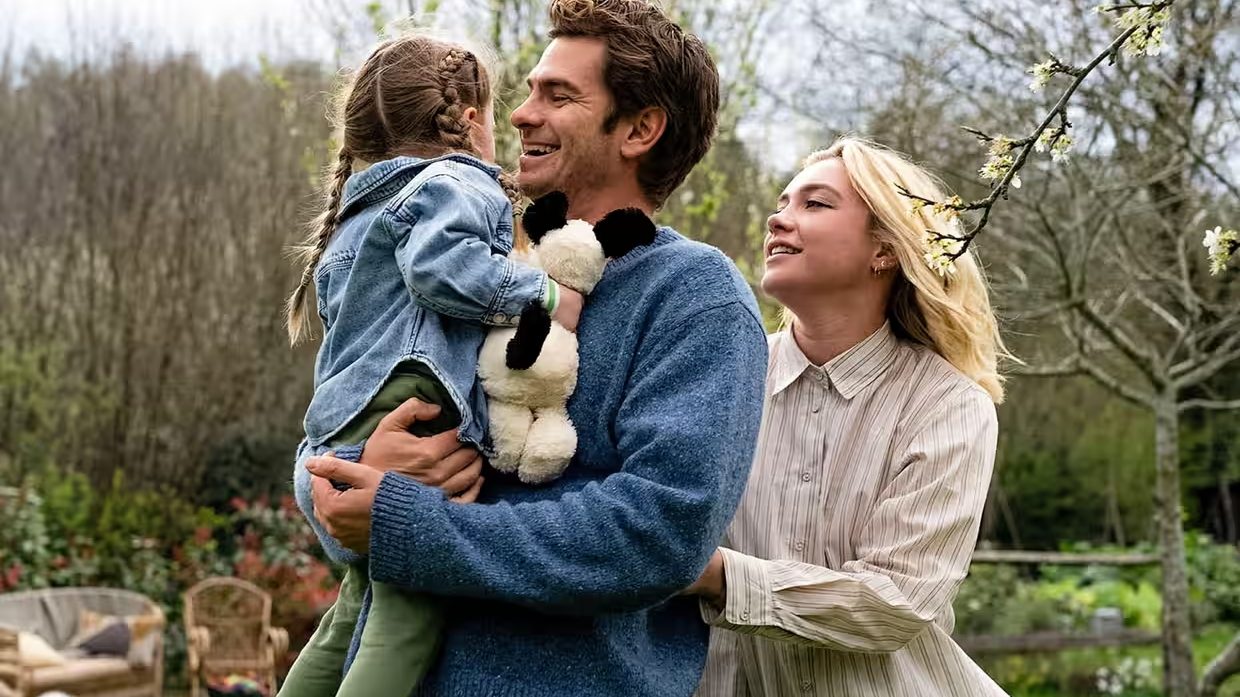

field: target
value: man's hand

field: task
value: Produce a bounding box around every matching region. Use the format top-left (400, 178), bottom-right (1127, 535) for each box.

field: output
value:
top-left (307, 456), bottom-right (383, 553)
top-left (683, 549), bottom-right (727, 608)
top-left (361, 398), bottom-right (484, 501)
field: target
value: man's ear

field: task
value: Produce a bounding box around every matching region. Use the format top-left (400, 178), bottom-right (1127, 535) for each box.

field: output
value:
top-left (619, 106), bottom-right (667, 160)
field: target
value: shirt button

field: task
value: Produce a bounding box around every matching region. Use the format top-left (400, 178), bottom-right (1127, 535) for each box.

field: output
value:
top-left (795, 541), bottom-right (805, 551)
top-left (494, 313), bottom-right (508, 323)
top-left (739, 611), bottom-right (750, 621)
top-left (801, 472), bottom-right (812, 482)
top-left (801, 680), bottom-right (813, 691)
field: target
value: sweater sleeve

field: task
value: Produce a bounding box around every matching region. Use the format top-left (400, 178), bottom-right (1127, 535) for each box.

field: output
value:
top-left (367, 300), bottom-right (768, 614)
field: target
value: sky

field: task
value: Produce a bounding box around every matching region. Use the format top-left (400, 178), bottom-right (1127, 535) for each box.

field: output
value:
top-left (6, 0), bottom-right (344, 66)
top-left (3, 0), bottom-right (817, 171)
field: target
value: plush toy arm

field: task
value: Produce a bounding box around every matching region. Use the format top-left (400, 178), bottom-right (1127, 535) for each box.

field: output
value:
top-left (505, 302), bottom-right (553, 370)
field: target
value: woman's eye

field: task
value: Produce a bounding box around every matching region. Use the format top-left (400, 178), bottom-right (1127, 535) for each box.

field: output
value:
top-left (806, 200), bottom-right (831, 209)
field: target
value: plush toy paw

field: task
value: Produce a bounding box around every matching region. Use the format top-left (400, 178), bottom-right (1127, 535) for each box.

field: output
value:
top-left (518, 409), bottom-right (577, 485)
top-left (487, 399), bottom-right (534, 474)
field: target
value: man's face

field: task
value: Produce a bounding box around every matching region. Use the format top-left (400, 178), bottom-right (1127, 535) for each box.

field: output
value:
top-left (509, 37), bottom-right (625, 202)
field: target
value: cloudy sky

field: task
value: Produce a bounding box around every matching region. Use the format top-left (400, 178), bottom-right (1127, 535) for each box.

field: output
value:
top-left (7, 0), bottom-right (348, 66)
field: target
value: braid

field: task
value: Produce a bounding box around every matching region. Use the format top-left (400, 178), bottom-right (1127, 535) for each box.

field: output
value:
top-left (434, 48), bottom-right (475, 153)
top-left (285, 148), bottom-right (354, 345)
top-left (498, 171), bottom-right (524, 208)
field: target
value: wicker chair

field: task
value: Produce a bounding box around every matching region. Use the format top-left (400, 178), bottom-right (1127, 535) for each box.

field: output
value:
top-left (0, 587), bottom-right (165, 697)
top-left (183, 578), bottom-right (289, 697)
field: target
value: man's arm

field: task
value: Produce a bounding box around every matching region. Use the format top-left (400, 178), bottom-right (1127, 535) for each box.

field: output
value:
top-left (294, 399), bottom-right (485, 564)
top-left (365, 300), bottom-right (767, 614)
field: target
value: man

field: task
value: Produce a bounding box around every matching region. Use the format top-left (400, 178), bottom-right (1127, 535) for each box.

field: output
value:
top-left (301, 1), bottom-right (768, 694)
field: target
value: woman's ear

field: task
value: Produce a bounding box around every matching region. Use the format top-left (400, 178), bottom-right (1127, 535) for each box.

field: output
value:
top-left (462, 106), bottom-right (481, 127)
top-left (619, 106), bottom-right (668, 160)
top-left (872, 242), bottom-right (899, 274)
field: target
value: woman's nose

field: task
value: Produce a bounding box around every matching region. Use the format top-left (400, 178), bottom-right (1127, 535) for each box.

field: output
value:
top-left (768, 211), bottom-right (791, 234)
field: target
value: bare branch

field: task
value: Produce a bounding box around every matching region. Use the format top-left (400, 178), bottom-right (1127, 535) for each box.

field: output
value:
top-left (1072, 300), bottom-right (1165, 387)
top-left (1179, 399), bottom-right (1240, 413)
top-left (1079, 355), bottom-right (1157, 408)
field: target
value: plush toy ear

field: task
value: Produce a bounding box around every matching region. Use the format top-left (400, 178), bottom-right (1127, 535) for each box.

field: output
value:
top-left (522, 192), bottom-right (570, 245)
top-left (505, 302), bottom-right (553, 370)
top-left (593, 208), bottom-right (656, 259)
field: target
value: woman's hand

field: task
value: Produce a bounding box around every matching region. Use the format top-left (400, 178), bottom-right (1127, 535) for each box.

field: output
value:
top-left (684, 549), bottom-right (728, 608)
top-left (360, 398), bottom-right (484, 502)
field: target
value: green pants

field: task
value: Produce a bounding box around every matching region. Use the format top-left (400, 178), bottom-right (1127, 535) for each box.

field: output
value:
top-left (280, 363), bottom-right (458, 697)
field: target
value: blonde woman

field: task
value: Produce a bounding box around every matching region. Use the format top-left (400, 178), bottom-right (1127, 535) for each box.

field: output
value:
top-left (688, 137), bottom-right (1008, 696)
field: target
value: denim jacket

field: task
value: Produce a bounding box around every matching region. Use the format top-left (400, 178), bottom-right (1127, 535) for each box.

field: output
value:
top-left (301, 153), bottom-right (548, 451)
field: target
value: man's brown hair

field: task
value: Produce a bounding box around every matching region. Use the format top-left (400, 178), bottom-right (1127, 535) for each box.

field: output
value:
top-left (548, 0), bottom-right (720, 206)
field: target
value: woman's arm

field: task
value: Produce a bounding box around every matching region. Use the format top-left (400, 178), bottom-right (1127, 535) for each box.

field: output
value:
top-left (699, 387), bottom-right (997, 653)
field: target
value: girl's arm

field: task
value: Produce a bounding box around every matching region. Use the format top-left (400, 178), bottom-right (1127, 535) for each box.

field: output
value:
top-left (383, 169), bottom-right (550, 326)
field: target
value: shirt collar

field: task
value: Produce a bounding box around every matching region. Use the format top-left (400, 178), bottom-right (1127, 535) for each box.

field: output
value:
top-left (770, 321), bottom-right (900, 400)
top-left (339, 153), bottom-right (502, 217)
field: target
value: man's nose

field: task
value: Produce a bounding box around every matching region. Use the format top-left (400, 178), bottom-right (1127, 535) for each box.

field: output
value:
top-left (510, 96), bottom-right (538, 130)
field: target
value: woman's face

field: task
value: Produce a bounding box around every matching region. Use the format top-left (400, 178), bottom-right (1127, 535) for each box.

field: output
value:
top-left (761, 157), bottom-right (887, 306)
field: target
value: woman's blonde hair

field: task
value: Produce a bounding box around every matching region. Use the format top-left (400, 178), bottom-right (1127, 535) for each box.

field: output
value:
top-left (799, 136), bottom-right (1008, 403)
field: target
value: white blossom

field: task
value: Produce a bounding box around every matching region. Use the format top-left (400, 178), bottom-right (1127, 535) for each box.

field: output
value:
top-left (1027, 59), bottom-right (1056, 92)
top-left (1204, 225), bottom-right (1238, 275)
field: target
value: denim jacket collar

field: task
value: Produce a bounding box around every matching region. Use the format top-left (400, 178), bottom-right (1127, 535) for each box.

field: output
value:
top-left (340, 153), bottom-right (503, 219)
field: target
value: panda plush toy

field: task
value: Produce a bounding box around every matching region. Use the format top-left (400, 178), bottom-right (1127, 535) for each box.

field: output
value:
top-left (477, 191), bottom-right (656, 484)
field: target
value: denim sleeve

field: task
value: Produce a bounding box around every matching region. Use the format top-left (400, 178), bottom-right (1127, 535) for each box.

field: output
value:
top-left (293, 439), bottom-right (365, 566)
top-left (385, 173), bottom-right (547, 326)
top-left (366, 301), bottom-right (769, 615)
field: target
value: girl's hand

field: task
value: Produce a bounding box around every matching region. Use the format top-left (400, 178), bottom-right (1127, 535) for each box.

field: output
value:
top-left (553, 285), bottom-right (585, 332)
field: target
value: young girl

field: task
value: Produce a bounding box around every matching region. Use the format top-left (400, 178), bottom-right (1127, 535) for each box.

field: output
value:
top-left (279, 34), bottom-right (583, 697)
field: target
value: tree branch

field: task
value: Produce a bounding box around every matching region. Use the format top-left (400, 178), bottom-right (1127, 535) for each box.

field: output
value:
top-left (1179, 399), bottom-right (1240, 413)
top-left (1078, 355), bottom-right (1156, 408)
top-left (1072, 300), bottom-right (1165, 388)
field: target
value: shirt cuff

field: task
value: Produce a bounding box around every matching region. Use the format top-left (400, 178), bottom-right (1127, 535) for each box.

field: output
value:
top-left (485, 264), bottom-right (550, 326)
top-left (701, 547), bottom-right (774, 630)
top-left (543, 278), bottom-right (560, 314)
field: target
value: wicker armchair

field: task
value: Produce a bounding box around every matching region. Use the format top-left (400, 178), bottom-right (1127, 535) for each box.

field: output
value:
top-left (183, 578), bottom-right (289, 697)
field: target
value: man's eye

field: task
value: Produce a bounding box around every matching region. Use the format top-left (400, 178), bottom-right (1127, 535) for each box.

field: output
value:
top-left (551, 94), bottom-right (571, 104)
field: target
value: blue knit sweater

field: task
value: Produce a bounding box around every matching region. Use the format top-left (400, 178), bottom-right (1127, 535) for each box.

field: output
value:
top-left (309, 226), bottom-right (767, 696)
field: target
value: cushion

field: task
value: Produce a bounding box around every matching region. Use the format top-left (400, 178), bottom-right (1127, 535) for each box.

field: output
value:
top-left (68, 610), bottom-right (161, 667)
top-left (30, 657), bottom-right (135, 691)
top-left (16, 632), bottom-right (67, 668)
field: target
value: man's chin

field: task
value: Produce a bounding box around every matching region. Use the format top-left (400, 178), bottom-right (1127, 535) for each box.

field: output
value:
top-left (516, 172), bottom-right (555, 200)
